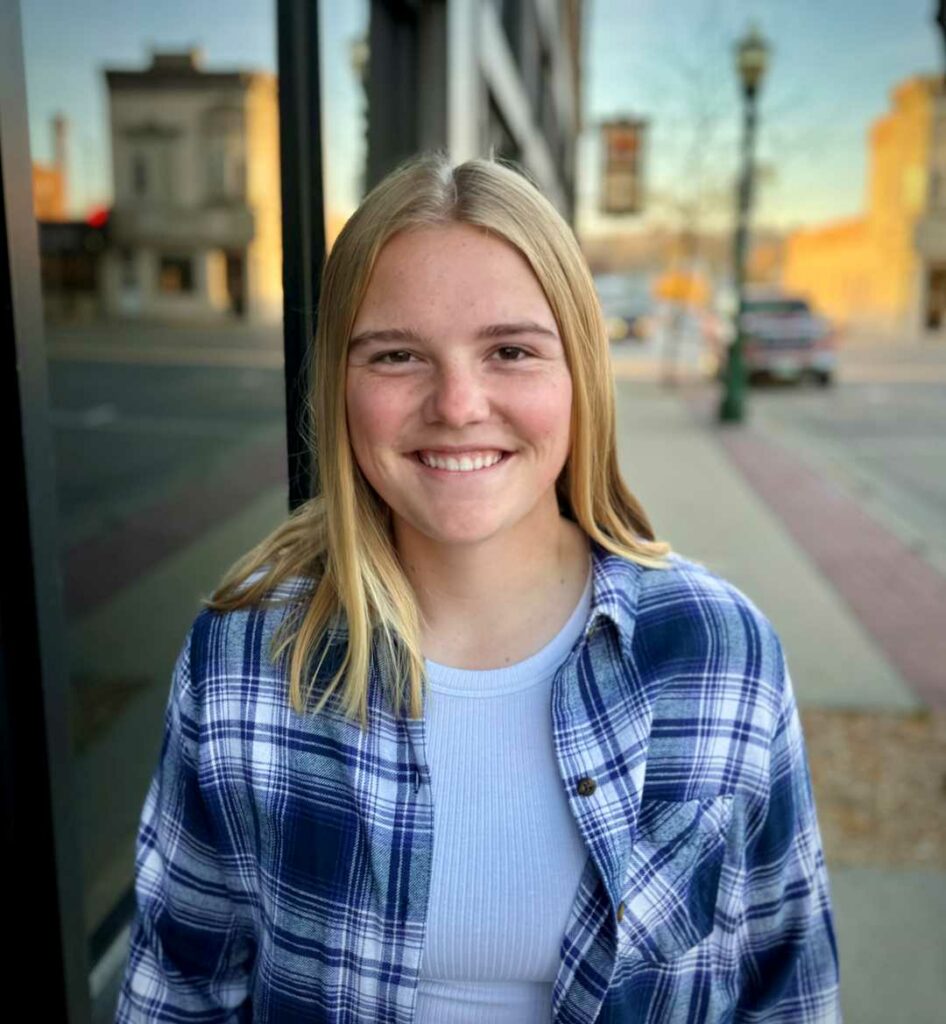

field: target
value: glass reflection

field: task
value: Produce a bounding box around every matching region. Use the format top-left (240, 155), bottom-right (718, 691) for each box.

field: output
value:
top-left (21, 1), bottom-right (286, 974)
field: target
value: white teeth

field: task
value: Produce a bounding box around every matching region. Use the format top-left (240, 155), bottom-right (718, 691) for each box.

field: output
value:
top-left (419, 451), bottom-right (504, 472)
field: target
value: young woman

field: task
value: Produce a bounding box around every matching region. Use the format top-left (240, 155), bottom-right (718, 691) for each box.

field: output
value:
top-left (115, 154), bottom-right (841, 1023)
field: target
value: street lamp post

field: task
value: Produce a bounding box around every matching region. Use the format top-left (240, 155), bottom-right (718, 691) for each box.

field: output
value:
top-left (936, 0), bottom-right (946, 85)
top-left (719, 25), bottom-right (770, 423)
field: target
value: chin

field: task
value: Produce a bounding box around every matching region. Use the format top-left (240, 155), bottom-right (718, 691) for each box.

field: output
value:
top-left (423, 525), bottom-right (501, 547)
top-left (402, 512), bottom-right (508, 548)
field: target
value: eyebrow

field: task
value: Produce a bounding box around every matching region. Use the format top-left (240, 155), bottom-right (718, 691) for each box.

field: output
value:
top-left (348, 320), bottom-right (559, 350)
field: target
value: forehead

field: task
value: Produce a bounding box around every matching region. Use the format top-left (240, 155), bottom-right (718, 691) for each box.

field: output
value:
top-left (355, 223), bottom-right (553, 324)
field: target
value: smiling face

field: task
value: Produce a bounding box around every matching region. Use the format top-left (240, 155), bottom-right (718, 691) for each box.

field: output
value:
top-left (345, 222), bottom-right (573, 552)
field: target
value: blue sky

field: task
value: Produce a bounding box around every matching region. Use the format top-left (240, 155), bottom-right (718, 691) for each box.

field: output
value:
top-left (581, 0), bottom-right (941, 233)
top-left (20, 0), bottom-right (941, 234)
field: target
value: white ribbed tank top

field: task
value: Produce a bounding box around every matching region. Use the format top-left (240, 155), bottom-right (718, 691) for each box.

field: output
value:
top-left (415, 566), bottom-right (593, 1023)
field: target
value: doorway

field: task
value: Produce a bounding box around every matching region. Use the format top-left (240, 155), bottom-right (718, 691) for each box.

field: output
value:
top-left (225, 250), bottom-right (245, 316)
top-left (925, 263), bottom-right (946, 330)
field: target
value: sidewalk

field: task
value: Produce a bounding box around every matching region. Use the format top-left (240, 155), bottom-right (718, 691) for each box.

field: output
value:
top-left (612, 378), bottom-right (946, 1024)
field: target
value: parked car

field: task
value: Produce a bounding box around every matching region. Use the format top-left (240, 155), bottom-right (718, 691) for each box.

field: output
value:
top-left (704, 292), bottom-right (837, 386)
top-left (605, 304), bottom-right (656, 342)
top-left (594, 273), bottom-right (657, 343)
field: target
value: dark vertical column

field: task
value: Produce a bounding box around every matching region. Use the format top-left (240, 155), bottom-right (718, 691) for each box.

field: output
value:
top-left (366, 0), bottom-right (421, 190)
top-left (0, 2), bottom-right (92, 1020)
top-left (936, 0), bottom-right (946, 85)
top-left (417, 0), bottom-right (448, 153)
top-left (278, 0), bottom-right (327, 508)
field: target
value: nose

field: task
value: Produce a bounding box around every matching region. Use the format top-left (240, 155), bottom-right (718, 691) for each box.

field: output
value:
top-left (422, 361), bottom-right (491, 427)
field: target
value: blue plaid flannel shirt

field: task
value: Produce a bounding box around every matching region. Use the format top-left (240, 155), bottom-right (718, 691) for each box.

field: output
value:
top-left (116, 543), bottom-right (841, 1022)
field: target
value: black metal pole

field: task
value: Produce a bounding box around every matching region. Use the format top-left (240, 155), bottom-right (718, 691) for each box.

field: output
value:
top-left (719, 83), bottom-right (759, 423)
top-left (936, 0), bottom-right (946, 85)
top-left (278, 0), bottom-right (326, 509)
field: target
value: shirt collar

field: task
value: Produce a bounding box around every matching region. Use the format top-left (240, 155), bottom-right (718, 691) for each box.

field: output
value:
top-left (584, 537), bottom-right (646, 654)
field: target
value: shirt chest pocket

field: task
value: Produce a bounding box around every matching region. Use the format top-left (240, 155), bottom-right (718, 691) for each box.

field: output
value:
top-left (617, 794), bottom-right (734, 963)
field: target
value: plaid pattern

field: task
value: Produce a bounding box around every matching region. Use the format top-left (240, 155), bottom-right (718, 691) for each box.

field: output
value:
top-left (116, 543), bottom-right (841, 1022)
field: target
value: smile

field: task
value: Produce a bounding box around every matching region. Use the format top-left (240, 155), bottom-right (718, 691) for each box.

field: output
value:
top-left (414, 450), bottom-right (509, 472)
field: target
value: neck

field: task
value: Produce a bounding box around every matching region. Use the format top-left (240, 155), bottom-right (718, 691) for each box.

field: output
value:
top-left (393, 501), bottom-right (590, 663)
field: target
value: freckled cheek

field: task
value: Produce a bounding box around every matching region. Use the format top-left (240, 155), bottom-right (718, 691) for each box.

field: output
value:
top-left (346, 377), bottom-right (416, 458)
top-left (505, 377), bottom-right (573, 451)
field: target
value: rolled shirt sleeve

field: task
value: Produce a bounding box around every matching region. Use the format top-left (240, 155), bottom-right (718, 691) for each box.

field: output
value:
top-left (735, 663), bottom-right (842, 1022)
top-left (115, 626), bottom-right (255, 1023)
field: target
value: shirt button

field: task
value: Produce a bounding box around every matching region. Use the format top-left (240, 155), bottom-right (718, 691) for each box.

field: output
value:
top-left (576, 777), bottom-right (597, 797)
top-left (617, 902), bottom-right (625, 923)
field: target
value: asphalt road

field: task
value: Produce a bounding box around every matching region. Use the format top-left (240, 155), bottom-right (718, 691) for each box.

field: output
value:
top-left (46, 324), bottom-right (287, 550)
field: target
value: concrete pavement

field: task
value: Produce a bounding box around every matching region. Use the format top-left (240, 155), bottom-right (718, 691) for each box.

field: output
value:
top-left (612, 376), bottom-right (945, 1024)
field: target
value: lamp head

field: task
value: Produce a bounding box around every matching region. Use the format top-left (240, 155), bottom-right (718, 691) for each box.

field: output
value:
top-left (735, 24), bottom-right (770, 97)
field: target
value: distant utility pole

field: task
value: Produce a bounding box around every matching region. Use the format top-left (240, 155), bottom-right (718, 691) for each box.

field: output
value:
top-left (937, 0), bottom-right (946, 83)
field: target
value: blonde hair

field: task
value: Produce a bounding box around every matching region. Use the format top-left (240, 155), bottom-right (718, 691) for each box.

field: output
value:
top-left (206, 153), bottom-right (671, 728)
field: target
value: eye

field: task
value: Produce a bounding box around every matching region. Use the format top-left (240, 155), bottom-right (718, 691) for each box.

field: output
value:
top-left (493, 345), bottom-right (531, 361)
top-left (371, 350), bottom-right (415, 365)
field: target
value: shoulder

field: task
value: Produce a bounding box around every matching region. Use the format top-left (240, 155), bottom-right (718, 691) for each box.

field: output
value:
top-left (634, 551), bottom-right (786, 691)
top-left (181, 569), bottom-right (321, 703)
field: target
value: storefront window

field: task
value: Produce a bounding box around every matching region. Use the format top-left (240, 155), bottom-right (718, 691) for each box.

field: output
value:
top-left (20, 3), bottom-right (286, 1015)
top-left (319, 0), bottom-right (369, 244)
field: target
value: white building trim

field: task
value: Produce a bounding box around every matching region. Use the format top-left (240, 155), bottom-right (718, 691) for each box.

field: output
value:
top-left (478, 1), bottom-right (567, 212)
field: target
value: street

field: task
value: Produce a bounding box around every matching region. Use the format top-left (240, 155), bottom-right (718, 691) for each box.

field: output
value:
top-left (46, 322), bottom-right (287, 586)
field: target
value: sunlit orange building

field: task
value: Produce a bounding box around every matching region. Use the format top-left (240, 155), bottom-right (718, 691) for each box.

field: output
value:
top-left (32, 164), bottom-right (67, 220)
top-left (32, 112), bottom-right (69, 220)
top-left (782, 75), bottom-right (937, 337)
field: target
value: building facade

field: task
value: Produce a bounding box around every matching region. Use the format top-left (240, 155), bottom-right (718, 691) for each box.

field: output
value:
top-left (32, 112), bottom-right (69, 220)
top-left (365, 0), bottom-right (581, 222)
top-left (782, 75), bottom-right (937, 338)
top-left (102, 50), bottom-right (282, 322)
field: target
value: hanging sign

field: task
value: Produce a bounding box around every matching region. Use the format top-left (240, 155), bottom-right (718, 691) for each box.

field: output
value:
top-left (600, 118), bottom-right (646, 215)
